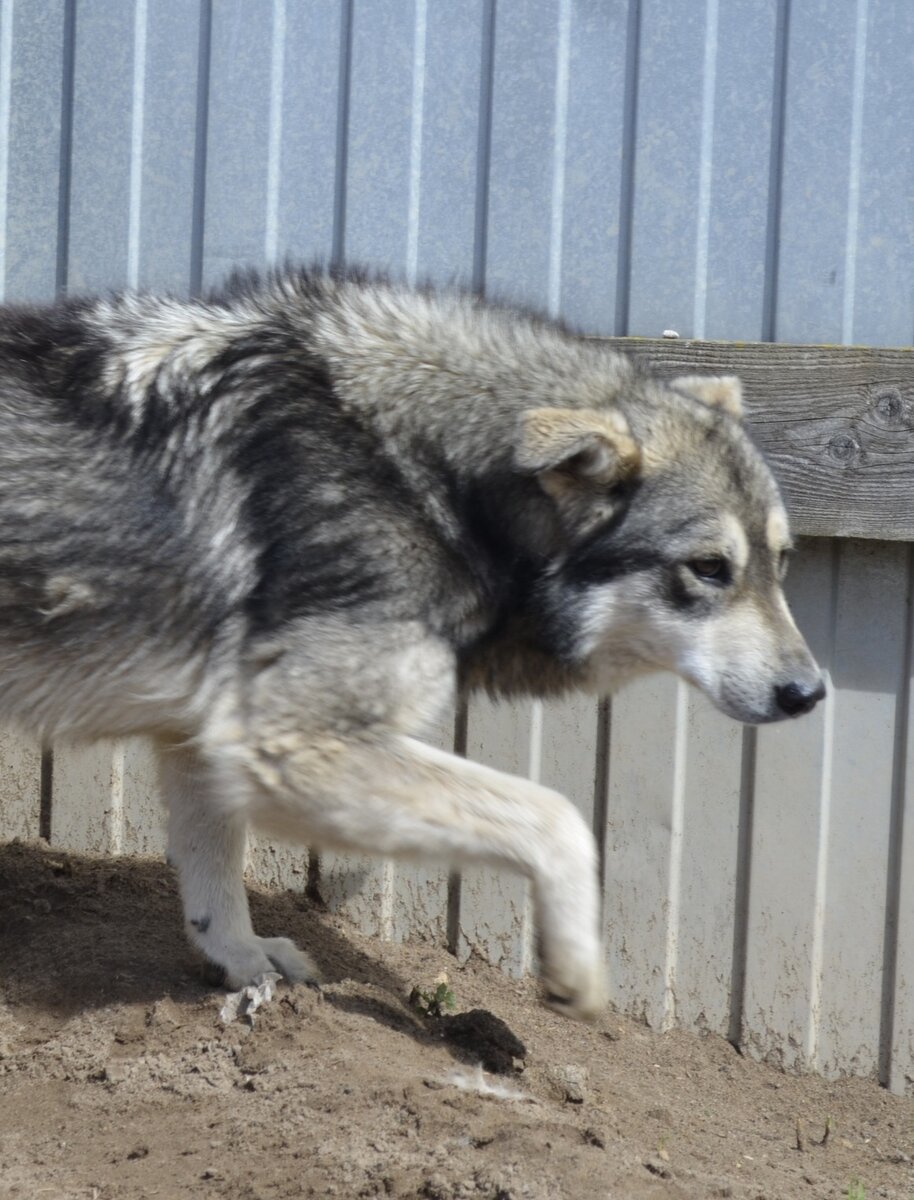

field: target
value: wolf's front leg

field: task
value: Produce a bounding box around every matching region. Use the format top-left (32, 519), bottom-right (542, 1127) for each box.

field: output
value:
top-left (233, 731), bottom-right (606, 1019)
top-left (159, 744), bottom-right (318, 988)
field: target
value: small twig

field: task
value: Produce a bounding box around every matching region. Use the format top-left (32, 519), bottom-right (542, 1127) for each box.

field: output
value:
top-left (795, 1116), bottom-right (805, 1152)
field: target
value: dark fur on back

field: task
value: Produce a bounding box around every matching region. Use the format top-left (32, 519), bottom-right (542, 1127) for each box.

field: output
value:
top-left (0, 264), bottom-right (809, 740)
top-left (0, 269), bottom-right (578, 720)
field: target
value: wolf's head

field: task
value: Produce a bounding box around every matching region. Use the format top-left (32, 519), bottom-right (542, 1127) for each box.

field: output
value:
top-left (517, 368), bottom-right (824, 725)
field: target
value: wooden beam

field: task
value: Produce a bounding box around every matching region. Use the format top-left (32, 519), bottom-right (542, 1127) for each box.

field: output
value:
top-left (598, 338), bottom-right (914, 541)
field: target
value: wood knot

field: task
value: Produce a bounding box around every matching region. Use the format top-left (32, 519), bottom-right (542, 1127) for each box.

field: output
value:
top-left (869, 386), bottom-right (909, 428)
top-left (826, 433), bottom-right (863, 467)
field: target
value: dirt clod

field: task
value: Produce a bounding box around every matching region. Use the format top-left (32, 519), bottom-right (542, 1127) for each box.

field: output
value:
top-left (430, 1008), bottom-right (526, 1074)
top-left (580, 1126), bottom-right (606, 1148)
top-left (644, 1157), bottom-right (673, 1179)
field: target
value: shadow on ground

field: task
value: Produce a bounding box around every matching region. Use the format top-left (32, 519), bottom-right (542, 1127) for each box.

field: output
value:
top-left (0, 839), bottom-right (413, 1019)
top-left (0, 840), bottom-right (530, 1073)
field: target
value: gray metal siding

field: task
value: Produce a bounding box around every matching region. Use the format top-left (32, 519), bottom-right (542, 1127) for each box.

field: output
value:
top-left (0, 0), bottom-right (912, 1090)
top-left (1, 1), bottom-right (912, 341)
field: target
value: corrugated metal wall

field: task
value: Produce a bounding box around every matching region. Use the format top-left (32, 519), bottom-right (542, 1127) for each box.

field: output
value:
top-left (0, 0), bottom-right (912, 1089)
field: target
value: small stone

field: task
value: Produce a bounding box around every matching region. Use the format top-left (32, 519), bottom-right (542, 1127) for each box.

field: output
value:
top-left (126, 1146), bottom-right (149, 1161)
top-left (32, 898), bottom-right (51, 914)
top-left (544, 1064), bottom-right (588, 1104)
top-left (147, 998), bottom-right (183, 1029)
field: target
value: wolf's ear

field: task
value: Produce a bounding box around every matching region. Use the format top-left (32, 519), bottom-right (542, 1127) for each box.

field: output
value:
top-left (515, 407), bottom-right (640, 495)
top-left (671, 374), bottom-right (743, 418)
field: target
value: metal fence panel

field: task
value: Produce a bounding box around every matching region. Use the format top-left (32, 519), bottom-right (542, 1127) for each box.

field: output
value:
top-left (409, 0), bottom-right (486, 286)
top-left (557, 1), bottom-right (629, 334)
top-left (1, 0), bottom-right (66, 301)
top-left (67, 0), bottom-right (134, 293)
top-left (703, 0), bottom-right (780, 341)
top-left (776, 0), bottom-right (859, 344)
top-left (851, 0), bottom-right (914, 348)
top-left (275, 2), bottom-right (347, 265)
top-left (138, 0), bottom-right (204, 293)
top-left (628, 0), bottom-right (708, 339)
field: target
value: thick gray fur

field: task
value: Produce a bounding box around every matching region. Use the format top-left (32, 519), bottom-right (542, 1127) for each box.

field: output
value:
top-left (0, 267), bottom-right (823, 1016)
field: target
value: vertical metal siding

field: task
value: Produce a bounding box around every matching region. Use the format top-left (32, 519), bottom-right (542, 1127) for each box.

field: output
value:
top-left (0, 0), bottom-right (912, 1090)
top-left (1, 0), bottom-right (67, 302)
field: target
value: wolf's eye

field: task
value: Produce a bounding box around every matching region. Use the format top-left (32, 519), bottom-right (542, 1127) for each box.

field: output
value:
top-left (688, 557), bottom-right (727, 581)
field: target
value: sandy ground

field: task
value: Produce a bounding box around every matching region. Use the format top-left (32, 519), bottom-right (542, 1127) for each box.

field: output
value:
top-left (1, 839), bottom-right (913, 1200)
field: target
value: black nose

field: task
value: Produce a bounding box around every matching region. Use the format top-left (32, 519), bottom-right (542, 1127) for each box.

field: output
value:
top-left (775, 679), bottom-right (826, 717)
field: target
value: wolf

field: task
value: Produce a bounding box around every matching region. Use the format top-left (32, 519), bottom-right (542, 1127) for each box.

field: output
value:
top-left (0, 267), bottom-right (823, 1017)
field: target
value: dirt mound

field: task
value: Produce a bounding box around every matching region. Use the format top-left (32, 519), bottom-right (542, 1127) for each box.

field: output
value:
top-left (1, 840), bottom-right (911, 1199)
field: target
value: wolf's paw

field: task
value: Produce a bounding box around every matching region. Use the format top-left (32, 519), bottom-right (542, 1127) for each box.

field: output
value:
top-left (255, 936), bottom-right (321, 986)
top-left (541, 960), bottom-right (608, 1022)
top-left (200, 934), bottom-right (319, 990)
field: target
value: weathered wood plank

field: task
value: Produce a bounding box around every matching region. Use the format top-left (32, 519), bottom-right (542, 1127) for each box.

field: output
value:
top-left (457, 698), bottom-right (536, 976)
top-left (812, 540), bottom-right (908, 1078)
top-left (458, 693), bottom-right (601, 978)
top-left (739, 538), bottom-right (909, 1079)
top-left (311, 705), bottom-right (456, 943)
top-left (313, 848), bottom-right (394, 940)
top-left (119, 738), bottom-right (166, 858)
top-left (246, 833), bottom-right (311, 895)
top-left (538, 693), bottom-right (602, 831)
top-left (741, 539), bottom-right (836, 1071)
top-left (389, 703), bottom-right (455, 946)
top-left (49, 740), bottom-right (130, 854)
top-left (668, 691), bottom-right (745, 1037)
top-left (603, 674), bottom-right (683, 1029)
top-left (0, 728), bottom-right (42, 842)
top-left (889, 547), bottom-right (914, 1095)
top-left (598, 338), bottom-right (914, 541)
top-left (604, 676), bottom-right (742, 1037)
top-left (46, 738), bottom-right (165, 857)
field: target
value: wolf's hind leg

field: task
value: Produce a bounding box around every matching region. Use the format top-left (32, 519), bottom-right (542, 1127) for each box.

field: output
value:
top-left (159, 743), bottom-right (318, 988)
top-left (239, 731), bottom-right (606, 1019)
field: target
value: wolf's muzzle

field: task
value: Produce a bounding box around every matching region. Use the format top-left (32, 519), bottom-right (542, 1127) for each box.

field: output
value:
top-left (775, 678), bottom-right (826, 718)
